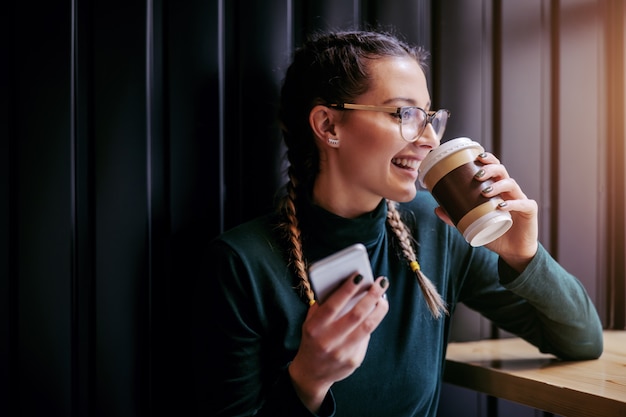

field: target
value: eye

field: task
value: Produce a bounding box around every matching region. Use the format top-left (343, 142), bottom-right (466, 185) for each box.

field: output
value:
top-left (399, 107), bottom-right (418, 122)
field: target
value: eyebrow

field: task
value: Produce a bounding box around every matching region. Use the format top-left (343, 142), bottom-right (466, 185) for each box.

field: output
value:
top-left (382, 98), bottom-right (431, 110)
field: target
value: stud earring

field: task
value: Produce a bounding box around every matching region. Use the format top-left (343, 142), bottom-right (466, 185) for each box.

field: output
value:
top-left (327, 137), bottom-right (340, 147)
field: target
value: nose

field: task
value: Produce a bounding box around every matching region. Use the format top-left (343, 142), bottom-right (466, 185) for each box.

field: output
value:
top-left (414, 122), bottom-right (440, 149)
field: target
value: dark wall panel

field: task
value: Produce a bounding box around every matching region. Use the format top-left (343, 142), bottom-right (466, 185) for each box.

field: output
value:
top-left (3, 1), bottom-right (432, 416)
top-left (221, 1), bottom-right (289, 231)
top-left (91, 2), bottom-right (150, 415)
top-left (12, 2), bottom-right (73, 416)
top-left (0, 2), bottom-right (11, 413)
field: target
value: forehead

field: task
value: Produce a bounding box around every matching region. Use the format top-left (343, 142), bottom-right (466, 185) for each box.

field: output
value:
top-left (362, 56), bottom-right (429, 105)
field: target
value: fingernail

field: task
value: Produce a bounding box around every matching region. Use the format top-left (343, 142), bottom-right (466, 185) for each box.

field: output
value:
top-left (379, 277), bottom-right (389, 289)
top-left (478, 152), bottom-right (487, 158)
top-left (353, 274), bottom-right (363, 284)
top-left (498, 201), bottom-right (508, 208)
top-left (482, 185), bottom-right (493, 194)
top-left (475, 169), bottom-right (486, 178)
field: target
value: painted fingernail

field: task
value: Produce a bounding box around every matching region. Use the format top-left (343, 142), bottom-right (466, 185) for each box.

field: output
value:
top-left (478, 152), bottom-right (487, 158)
top-left (498, 201), bottom-right (508, 208)
top-left (353, 274), bottom-right (363, 284)
top-left (475, 169), bottom-right (486, 178)
top-left (482, 185), bottom-right (493, 194)
top-left (379, 277), bottom-right (389, 289)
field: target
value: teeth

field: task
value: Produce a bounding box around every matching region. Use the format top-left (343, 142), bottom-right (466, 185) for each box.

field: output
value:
top-left (392, 158), bottom-right (418, 169)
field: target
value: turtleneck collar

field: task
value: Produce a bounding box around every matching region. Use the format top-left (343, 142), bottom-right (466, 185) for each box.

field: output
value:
top-left (299, 195), bottom-right (388, 260)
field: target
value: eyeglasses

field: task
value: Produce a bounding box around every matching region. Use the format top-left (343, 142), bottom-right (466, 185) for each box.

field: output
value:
top-left (328, 103), bottom-right (451, 142)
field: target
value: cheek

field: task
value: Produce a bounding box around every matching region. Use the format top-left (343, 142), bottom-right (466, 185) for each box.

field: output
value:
top-left (347, 119), bottom-right (402, 158)
top-left (338, 122), bottom-right (404, 181)
top-left (350, 115), bottom-right (397, 143)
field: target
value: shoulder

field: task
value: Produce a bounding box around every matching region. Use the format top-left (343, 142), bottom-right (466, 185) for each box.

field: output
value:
top-left (205, 214), bottom-right (302, 310)
top-left (208, 212), bottom-right (287, 267)
top-left (212, 213), bottom-right (282, 254)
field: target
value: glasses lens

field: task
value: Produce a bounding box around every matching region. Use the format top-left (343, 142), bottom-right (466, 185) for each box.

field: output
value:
top-left (399, 107), bottom-right (426, 142)
top-left (430, 110), bottom-right (449, 138)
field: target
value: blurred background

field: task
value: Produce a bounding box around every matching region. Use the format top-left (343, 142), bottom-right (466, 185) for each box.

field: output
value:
top-left (1, 0), bottom-right (624, 416)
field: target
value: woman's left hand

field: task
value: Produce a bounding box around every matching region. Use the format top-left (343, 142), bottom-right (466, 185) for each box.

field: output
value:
top-left (434, 152), bottom-right (539, 272)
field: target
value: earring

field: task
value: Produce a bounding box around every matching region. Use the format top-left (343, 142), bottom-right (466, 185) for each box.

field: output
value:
top-left (327, 137), bottom-right (340, 147)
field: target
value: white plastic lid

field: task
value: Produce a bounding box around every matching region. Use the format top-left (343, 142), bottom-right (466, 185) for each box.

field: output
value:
top-left (418, 137), bottom-right (484, 188)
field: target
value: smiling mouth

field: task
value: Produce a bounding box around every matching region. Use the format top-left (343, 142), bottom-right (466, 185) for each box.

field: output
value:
top-left (392, 158), bottom-right (419, 170)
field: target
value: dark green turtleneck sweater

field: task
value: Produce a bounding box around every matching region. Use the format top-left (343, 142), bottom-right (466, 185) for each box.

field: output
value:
top-left (194, 191), bottom-right (602, 416)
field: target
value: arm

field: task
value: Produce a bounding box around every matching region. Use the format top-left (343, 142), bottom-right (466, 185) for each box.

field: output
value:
top-left (497, 245), bottom-right (603, 360)
top-left (460, 244), bottom-right (603, 360)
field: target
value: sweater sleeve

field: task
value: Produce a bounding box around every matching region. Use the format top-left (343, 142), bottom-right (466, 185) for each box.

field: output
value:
top-left (461, 244), bottom-right (603, 360)
top-left (192, 239), bottom-right (336, 417)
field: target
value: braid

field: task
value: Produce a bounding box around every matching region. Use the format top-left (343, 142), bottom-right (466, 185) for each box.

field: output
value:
top-left (386, 199), bottom-right (448, 319)
top-left (278, 169), bottom-right (315, 304)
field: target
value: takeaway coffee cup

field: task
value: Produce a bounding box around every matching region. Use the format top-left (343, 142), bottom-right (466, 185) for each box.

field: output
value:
top-left (418, 137), bottom-right (512, 247)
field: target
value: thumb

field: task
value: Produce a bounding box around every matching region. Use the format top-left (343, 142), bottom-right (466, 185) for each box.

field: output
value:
top-left (434, 207), bottom-right (454, 227)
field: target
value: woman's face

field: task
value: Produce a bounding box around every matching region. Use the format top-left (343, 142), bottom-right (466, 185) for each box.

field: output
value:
top-left (315, 56), bottom-right (439, 218)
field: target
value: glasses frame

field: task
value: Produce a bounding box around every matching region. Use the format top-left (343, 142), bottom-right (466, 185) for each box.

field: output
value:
top-left (328, 103), bottom-right (451, 142)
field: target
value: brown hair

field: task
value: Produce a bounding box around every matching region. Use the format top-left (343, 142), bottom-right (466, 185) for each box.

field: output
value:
top-left (277, 30), bottom-right (447, 318)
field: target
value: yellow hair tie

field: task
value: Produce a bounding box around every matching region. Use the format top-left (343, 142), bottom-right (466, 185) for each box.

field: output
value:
top-left (409, 260), bottom-right (421, 272)
top-left (309, 299), bottom-right (316, 306)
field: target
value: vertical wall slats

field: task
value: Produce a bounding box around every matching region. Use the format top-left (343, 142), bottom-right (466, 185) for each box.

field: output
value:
top-left (145, 0), bottom-right (156, 413)
top-left (145, 0), bottom-right (174, 413)
top-left (91, 1), bottom-right (150, 414)
top-left (1, 4), bottom-right (16, 416)
top-left (12, 2), bottom-right (74, 416)
top-left (70, 0), bottom-right (96, 415)
top-left (604, 0), bottom-right (626, 330)
top-left (557, 0), bottom-right (603, 300)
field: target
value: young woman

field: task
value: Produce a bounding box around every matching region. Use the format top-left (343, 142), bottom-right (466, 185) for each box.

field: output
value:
top-left (194, 29), bottom-right (603, 416)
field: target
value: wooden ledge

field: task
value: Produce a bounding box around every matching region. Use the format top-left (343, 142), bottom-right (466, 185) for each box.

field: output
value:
top-left (443, 330), bottom-right (626, 417)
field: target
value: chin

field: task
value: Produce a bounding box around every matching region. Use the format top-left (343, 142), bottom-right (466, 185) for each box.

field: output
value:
top-left (387, 186), bottom-right (417, 203)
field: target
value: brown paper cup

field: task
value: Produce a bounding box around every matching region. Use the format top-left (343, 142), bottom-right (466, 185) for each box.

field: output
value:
top-left (418, 137), bottom-right (512, 246)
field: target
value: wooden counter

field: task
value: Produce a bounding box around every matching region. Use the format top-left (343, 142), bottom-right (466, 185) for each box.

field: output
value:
top-left (443, 330), bottom-right (626, 417)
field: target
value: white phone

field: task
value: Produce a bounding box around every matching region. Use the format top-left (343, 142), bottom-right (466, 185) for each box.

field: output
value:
top-left (308, 243), bottom-right (374, 315)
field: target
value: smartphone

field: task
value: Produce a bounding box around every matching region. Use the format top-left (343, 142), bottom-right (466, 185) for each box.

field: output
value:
top-left (308, 243), bottom-right (374, 315)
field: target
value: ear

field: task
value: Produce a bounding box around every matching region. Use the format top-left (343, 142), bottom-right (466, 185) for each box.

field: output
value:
top-left (309, 104), bottom-right (338, 146)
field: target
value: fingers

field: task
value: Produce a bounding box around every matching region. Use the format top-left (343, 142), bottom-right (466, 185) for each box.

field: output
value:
top-left (314, 273), bottom-right (389, 329)
top-left (337, 276), bottom-right (389, 345)
top-left (314, 272), bottom-right (375, 321)
top-left (302, 274), bottom-right (389, 363)
top-left (476, 151), bottom-right (500, 165)
top-left (472, 153), bottom-right (540, 225)
top-left (475, 153), bottom-right (527, 200)
top-left (347, 276), bottom-right (389, 320)
top-left (474, 152), bottom-right (506, 181)
top-left (480, 177), bottom-right (525, 200)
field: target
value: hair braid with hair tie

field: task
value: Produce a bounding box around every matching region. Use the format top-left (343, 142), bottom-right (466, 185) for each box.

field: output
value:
top-left (386, 199), bottom-right (448, 318)
top-left (278, 169), bottom-right (315, 304)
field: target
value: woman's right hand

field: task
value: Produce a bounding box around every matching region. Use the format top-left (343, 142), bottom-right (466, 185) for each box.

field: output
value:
top-left (288, 274), bottom-right (390, 413)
